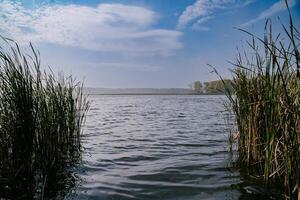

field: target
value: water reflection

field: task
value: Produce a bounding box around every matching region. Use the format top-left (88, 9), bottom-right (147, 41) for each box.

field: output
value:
top-left (1, 95), bottom-right (279, 199)
top-left (75, 95), bottom-right (243, 199)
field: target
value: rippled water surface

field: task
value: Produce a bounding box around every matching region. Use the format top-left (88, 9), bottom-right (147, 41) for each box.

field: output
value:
top-left (69, 95), bottom-right (273, 200)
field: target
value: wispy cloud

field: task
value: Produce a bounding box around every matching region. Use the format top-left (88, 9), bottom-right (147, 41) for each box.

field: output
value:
top-left (191, 15), bottom-right (214, 31)
top-left (240, 0), bottom-right (297, 28)
top-left (177, 0), bottom-right (254, 30)
top-left (0, 1), bottom-right (182, 57)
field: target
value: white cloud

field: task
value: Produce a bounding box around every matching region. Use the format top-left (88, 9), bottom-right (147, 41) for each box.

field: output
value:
top-left (0, 1), bottom-right (182, 56)
top-left (177, 0), bottom-right (235, 30)
top-left (191, 15), bottom-right (214, 31)
top-left (240, 0), bottom-right (297, 28)
top-left (177, 0), bottom-right (256, 30)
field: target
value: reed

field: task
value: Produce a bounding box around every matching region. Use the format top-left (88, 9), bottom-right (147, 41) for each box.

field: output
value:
top-left (217, 2), bottom-right (300, 198)
top-left (0, 37), bottom-right (89, 199)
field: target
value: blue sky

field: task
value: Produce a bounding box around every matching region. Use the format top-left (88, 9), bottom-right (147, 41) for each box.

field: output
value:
top-left (0, 0), bottom-right (299, 88)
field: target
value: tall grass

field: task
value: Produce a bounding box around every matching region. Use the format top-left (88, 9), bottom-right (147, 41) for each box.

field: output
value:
top-left (0, 37), bottom-right (89, 199)
top-left (217, 2), bottom-right (300, 198)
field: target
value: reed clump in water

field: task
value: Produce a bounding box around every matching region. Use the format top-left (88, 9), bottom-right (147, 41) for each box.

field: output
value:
top-left (0, 37), bottom-right (89, 199)
top-left (217, 4), bottom-right (300, 199)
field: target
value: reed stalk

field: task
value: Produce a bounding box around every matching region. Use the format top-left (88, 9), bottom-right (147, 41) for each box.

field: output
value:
top-left (0, 37), bottom-right (89, 199)
top-left (217, 2), bottom-right (300, 198)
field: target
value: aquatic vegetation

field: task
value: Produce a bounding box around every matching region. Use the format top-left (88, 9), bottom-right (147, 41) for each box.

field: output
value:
top-left (217, 3), bottom-right (300, 199)
top-left (0, 37), bottom-right (89, 199)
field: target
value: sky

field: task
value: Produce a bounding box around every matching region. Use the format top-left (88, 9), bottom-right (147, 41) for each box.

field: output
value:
top-left (0, 0), bottom-right (299, 88)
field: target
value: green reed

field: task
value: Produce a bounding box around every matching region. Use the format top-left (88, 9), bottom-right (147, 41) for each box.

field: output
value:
top-left (0, 37), bottom-right (89, 199)
top-left (216, 2), bottom-right (300, 199)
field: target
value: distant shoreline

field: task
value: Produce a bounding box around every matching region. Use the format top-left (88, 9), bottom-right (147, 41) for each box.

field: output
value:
top-left (83, 88), bottom-right (225, 95)
top-left (84, 93), bottom-right (225, 96)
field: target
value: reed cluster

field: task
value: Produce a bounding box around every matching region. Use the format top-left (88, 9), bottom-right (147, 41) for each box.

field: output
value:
top-left (0, 37), bottom-right (89, 199)
top-left (218, 4), bottom-right (300, 199)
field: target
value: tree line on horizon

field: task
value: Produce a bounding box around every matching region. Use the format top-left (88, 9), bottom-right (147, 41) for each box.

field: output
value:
top-left (190, 79), bottom-right (234, 94)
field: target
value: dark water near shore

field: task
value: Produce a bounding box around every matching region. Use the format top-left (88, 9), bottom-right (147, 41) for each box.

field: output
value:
top-left (67, 95), bottom-right (277, 200)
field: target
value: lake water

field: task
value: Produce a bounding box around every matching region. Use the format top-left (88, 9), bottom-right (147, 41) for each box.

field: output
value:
top-left (69, 95), bottom-right (275, 200)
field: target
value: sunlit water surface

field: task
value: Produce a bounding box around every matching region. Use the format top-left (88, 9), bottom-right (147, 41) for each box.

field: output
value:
top-left (67, 95), bottom-right (276, 200)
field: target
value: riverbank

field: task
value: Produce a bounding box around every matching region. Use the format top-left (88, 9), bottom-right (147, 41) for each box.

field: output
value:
top-left (84, 88), bottom-right (227, 95)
